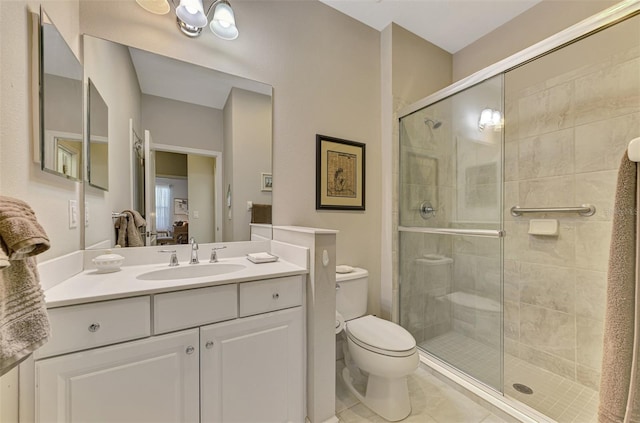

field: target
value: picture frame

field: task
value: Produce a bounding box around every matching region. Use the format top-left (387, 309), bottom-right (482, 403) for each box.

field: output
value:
top-left (261, 173), bottom-right (272, 191)
top-left (316, 134), bottom-right (365, 210)
top-left (174, 198), bottom-right (188, 215)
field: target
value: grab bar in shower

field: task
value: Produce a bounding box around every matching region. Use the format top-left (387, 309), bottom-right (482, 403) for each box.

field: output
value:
top-left (399, 226), bottom-right (505, 238)
top-left (510, 204), bottom-right (596, 217)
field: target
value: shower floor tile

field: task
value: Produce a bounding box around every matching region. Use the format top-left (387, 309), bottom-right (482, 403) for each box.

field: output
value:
top-left (335, 359), bottom-right (507, 423)
top-left (421, 331), bottom-right (599, 423)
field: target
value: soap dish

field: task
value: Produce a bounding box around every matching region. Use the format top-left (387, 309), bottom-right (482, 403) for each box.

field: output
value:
top-left (336, 265), bottom-right (354, 274)
top-left (92, 252), bottom-right (125, 273)
top-left (247, 252), bottom-right (279, 264)
top-left (528, 219), bottom-right (559, 236)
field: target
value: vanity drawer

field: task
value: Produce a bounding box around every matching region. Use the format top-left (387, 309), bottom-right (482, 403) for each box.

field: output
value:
top-left (36, 296), bottom-right (151, 359)
top-left (153, 284), bottom-right (238, 335)
top-left (239, 276), bottom-right (303, 317)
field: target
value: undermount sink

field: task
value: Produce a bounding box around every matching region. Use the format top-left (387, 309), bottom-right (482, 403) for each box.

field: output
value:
top-left (136, 263), bottom-right (246, 281)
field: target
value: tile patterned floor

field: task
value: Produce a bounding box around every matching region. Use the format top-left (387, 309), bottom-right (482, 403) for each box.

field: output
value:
top-left (422, 331), bottom-right (599, 423)
top-left (336, 359), bottom-right (508, 423)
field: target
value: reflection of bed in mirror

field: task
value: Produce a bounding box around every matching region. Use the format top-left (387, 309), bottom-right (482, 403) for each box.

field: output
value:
top-left (82, 35), bottom-right (273, 249)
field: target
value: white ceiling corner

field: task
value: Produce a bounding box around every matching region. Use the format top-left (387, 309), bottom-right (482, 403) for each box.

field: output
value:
top-left (319, 0), bottom-right (543, 53)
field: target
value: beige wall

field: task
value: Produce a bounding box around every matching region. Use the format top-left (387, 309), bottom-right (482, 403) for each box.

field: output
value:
top-left (141, 94), bottom-right (224, 152)
top-left (83, 34), bottom-right (142, 248)
top-left (188, 155), bottom-right (216, 243)
top-left (453, 0), bottom-right (619, 81)
top-left (225, 88), bottom-right (272, 242)
top-left (392, 24), bottom-right (452, 106)
top-left (156, 151), bottom-right (187, 178)
top-left (0, 0), bottom-right (81, 262)
top-left (43, 74), bottom-right (82, 134)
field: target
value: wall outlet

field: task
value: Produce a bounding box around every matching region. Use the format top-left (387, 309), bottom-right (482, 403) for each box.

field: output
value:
top-left (85, 202), bottom-right (90, 227)
top-left (68, 200), bottom-right (78, 229)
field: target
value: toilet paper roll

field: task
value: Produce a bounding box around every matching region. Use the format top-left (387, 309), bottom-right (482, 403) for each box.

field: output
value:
top-left (335, 311), bottom-right (345, 334)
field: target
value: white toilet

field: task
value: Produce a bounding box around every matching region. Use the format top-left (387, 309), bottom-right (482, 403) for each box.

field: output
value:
top-left (336, 268), bottom-right (419, 421)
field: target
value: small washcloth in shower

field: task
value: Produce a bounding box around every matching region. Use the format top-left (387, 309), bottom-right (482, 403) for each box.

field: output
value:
top-left (0, 196), bottom-right (51, 376)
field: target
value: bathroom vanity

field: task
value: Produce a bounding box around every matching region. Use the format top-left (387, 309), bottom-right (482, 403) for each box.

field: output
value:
top-left (27, 251), bottom-right (307, 423)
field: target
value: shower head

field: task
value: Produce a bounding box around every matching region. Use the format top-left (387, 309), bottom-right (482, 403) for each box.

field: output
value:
top-left (424, 118), bottom-right (442, 129)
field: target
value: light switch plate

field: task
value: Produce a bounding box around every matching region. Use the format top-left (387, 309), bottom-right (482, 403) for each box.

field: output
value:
top-left (68, 200), bottom-right (78, 229)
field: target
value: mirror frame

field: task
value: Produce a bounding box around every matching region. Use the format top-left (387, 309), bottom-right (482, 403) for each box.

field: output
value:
top-left (38, 8), bottom-right (84, 182)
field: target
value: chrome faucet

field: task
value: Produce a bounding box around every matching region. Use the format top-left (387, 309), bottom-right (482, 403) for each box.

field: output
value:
top-left (189, 237), bottom-right (199, 264)
top-left (159, 250), bottom-right (179, 267)
top-left (209, 246), bottom-right (227, 263)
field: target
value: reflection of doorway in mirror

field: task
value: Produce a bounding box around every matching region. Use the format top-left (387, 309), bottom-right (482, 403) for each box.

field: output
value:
top-left (55, 138), bottom-right (81, 178)
top-left (44, 131), bottom-right (82, 180)
top-left (153, 148), bottom-right (221, 244)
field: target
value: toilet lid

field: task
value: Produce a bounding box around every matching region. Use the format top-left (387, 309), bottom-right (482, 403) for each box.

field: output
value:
top-left (346, 315), bottom-right (416, 356)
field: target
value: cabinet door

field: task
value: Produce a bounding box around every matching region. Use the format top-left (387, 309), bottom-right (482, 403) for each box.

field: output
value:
top-left (201, 307), bottom-right (304, 423)
top-left (36, 329), bottom-right (199, 423)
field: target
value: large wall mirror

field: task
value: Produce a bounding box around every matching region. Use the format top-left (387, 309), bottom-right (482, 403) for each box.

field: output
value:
top-left (39, 10), bottom-right (83, 181)
top-left (83, 35), bottom-right (273, 250)
top-left (87, 79), bottom-right (109, 190)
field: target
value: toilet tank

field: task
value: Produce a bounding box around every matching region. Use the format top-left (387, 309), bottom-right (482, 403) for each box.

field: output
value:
top-left (336, 268), bottom-right (368, 321)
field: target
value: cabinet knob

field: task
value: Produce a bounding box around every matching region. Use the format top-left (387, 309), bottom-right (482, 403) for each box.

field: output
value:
top-left (272, 293), bottom-right (279, 300)
top-left (88, 323), bottom-right (101, 333)
top-left (205, 341), bottom-right (214, 349)
top-left (186, 346), bottom-right (195, 355)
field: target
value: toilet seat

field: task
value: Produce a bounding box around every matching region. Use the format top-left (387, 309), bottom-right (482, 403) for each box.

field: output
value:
top-left (346, 315), bottom-right (416, 357)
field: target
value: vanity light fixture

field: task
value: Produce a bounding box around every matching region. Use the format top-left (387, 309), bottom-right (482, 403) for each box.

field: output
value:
top-left (478, 107), bottom-right (503, 131)
top-left (136, 0), bottom-right (171, 15)
top-left (135, 0), bottom-right (239, 40)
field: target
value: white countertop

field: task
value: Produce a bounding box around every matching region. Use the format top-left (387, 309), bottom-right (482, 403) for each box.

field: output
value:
top-left (44, 256), bottom-right (308, 308)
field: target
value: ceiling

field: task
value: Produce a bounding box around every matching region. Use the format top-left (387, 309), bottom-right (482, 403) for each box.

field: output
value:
top-left (129, 47), bottom-right (272, 110)
top-left (319, 0), bottom-right (543, 53)
top-left (127, 0), bottom-right (543, 108)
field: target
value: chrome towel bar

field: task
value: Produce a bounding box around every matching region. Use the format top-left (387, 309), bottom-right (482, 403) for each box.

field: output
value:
top-left (399, 226), bottom-right (505, 238)
top-left (510, 204), bottom-right (596, 217)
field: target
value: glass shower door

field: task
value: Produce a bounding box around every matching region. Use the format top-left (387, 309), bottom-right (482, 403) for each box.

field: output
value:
top-left (398, 75), bottom-right (504, 391)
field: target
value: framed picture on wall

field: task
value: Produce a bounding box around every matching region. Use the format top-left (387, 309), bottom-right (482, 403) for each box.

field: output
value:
top-left (174, 198), bottom-right (188, 214)
top-left (316, 134), bottom-right (365, 210)
top-left (261, 173), bottom-right (272, 191)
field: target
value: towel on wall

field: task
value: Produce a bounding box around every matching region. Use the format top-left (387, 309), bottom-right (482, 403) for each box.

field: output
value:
top-left (598, 151), bottom-right (640, 423)
top-left (0, 196), bottom-right (51, 376)
top-left (114, 210), bottom-right (146, 247)
top-left (251, 204), bottom-right (272, 224)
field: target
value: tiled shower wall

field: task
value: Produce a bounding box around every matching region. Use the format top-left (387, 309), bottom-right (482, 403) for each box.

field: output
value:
top-left (399, 112), bottom-right (456, 343)
top-left (503, 22), bottom-right (640, 390)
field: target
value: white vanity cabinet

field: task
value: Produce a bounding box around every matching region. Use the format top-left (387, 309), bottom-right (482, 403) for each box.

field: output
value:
top-left (200, 307), bottom-right (304, 422)
top-left (33, 275), bottom-right (305, 423)
top-left (35, 329), bottom-right (200, 423)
